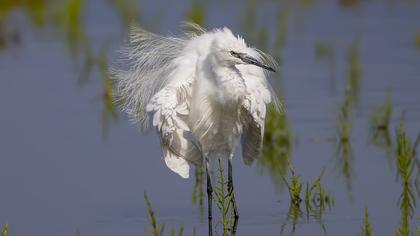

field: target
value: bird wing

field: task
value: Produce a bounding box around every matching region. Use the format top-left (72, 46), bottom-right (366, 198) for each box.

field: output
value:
top-left (240, 66), bottom-right (274, 165)
top-left (146, 61), bottom-right (201, 179)
top-left (112, 25), bottom-right (204, 178)
top-left (112, 25), bottom-right (188, 128)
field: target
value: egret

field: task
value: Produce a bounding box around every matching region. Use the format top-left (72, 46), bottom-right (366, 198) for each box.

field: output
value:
top-left (112, 23), bottom-right (281, 235)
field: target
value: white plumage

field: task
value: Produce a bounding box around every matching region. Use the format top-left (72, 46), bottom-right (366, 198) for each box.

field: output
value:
top-left (113, 23), bottom-right (280, 178)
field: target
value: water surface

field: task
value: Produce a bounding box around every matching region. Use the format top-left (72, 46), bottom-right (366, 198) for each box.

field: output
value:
top-left (1, 0), bottom-right (420, 235)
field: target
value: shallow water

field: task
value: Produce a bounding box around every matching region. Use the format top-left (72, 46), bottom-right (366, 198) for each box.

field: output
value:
top-left (1, 0), bottom-right (420, 235)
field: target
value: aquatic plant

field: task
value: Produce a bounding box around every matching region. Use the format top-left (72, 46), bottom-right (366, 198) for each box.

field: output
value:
top-left (143, 192), bottom-right (192, 236)
top-left (169, 225), bottom-right (184, 236)
top-left (185, 1), bottom-right (205, 26)
top-left (369, 90), bottom-right (393, 164)
top-left (333, 37), bottom-right (362, 197)
top-left (213, 158), bottom-right (237, 236)
top-left (305, 169), bottom-right (333, 212)
top-left (273, 8), bottom-right (288, 57)
top-left (192, 166), bottom-right (205, 219)
top-left (280, 163), bottom-right (332, 235)
top-left (78, 44), bottom-right (118, 138)
top-left (395, 116), bottom-right (420, 236)
top-left (370, 90), bottom-right (392, 132)
top-left (415, 32), bottom-right (420, 50)
top-left (358, 206), bottom-right (373, 236)
top-left (337, 97), bottom-right (352, 143)
top-left (98, 46), bottom-right (118, 138)
top-left (335, 94), bottom-right (355, 195)
top-left (282, 162), bottom-right (303, 207)
top-left (1, 223), bottom-right (7, 236)
top-left (415, 217), bottom-right (420, 235)
top-left (260, 107), bottom-right (292, 189)
top-left (345, 38), bottom-right (362, 105)
top-left (53, 0), bottom-right (87, 56)
top-left (144, 192), bottom-right (165, 236)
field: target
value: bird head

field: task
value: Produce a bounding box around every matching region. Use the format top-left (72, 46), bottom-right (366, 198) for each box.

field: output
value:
top-left (210, 27), bottom-right (276, 72)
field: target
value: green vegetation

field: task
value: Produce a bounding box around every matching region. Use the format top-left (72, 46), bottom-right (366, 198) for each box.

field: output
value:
top-left (192, 167), bottom-right (205, 219)
top-left (144, 192), bottom-right (166, 236)
top-left (273, 9), bottom-right (288, 56)
top-left (0, 0), bottom-right (134, 138)
top-left (305, 169), bottom-right (333, 212)
top-left (260, 108), bottom-right (292, 189)
top-left (395, 116), bottom-right (420, 236)
top-left (415, 217), bottom-right (420, 235)
top-left (78, 44), bottom-right (118, 139)
top-left (280, 162), bottom-right (332, 235)
top-left (335, 95), bottom-right (354, 194)
top-left (334, 37), bottom-right (362, 196)
top-left (282, 162), bottom-right (303, 207)
top-left (185, 1), bottom-right (205, 26)
top-left (358, 206), bottom-right (373, 236)
top-left (370, 91), bottom-right (393, 159)
top-left (213, 159), bottom-right (237, 236)
top-left (98, 47), bottom-right (118, 139)
top-left (144, 192), bottom-right (188, 236)
top-left (345, 38), bottom-right (362, 105)
top-left (415, 32), bottom-right (420, 50)
top-left (53, 0), bottom-right (86, 55)
top-left (337, 97), bottom-right (352, 144)
top-left (370, 91), bottom-right (392, 131)
top-left (1, 223), bottom-right (7, 236)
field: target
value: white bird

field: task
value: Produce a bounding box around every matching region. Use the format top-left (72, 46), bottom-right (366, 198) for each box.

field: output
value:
top-left (112, 23), bottom-right (280, 235)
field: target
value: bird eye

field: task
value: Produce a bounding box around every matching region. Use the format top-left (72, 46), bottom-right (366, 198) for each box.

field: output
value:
top-left (230, 51), bottom-right (240, 58)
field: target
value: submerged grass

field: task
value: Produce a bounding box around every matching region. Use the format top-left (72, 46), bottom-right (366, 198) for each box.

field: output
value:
top-left (395, 115), bottom-right (420, 236)
top-left (370, 90), bottom-right (392, 131)
top-left (143, 192), bottom-right (188, 236)
top-left (345, 38), bottom-right (362, 105)
top-left (192, 166), bottom-right (205, 219)
top-left (1, 223), bottom-right (7, 236)
top-left (185, 1), bottom-right (205, 26)
top-left (336, 94), bottom-right (355, 194)
top-left (337, 97), bottom-right (352, 143)
top-left (213, 158), bottom-right (237, 236)
top-left (144, 192), bottom-right (165, 236)
top-left (358, 206), bottom-right (373, 236)
top-left (281, 162), bottom-right (303, 207)
top-left (280, 162), bottom-right (332, 235)
top-left (334, 37), bottom-right (362, 195)
top-left (370, 90), bottom-right (393, 161)
top-left (260, 107), bottom-right (293, 188)
top-left (78, 43), bottom-right (118, 139)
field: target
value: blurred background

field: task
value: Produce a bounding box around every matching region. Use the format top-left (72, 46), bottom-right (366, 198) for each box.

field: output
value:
top-left (0, 0), bottom-right (420, 235)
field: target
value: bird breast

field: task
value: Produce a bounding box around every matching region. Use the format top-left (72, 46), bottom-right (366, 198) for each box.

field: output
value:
top-left (212, 68), bottom-right (247, 108)
top-left (188, 67), bottom-right (246, 157)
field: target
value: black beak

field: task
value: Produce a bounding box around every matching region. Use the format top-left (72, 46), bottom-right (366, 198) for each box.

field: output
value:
top-left (239, 54), bottom-right (276, 72)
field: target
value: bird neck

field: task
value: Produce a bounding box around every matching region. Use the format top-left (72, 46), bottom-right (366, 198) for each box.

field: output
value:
top-left (207, 54), bottom-right (246, 107)
top-left (208, 53), bottom-right (239, 81)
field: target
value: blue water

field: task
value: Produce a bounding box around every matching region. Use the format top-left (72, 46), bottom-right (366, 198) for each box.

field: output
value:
top-left (1, 0), bottom-right (420, 235)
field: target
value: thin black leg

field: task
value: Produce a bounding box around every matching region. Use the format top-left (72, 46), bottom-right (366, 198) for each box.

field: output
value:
top-left (205, 156), bottom-right (213, 236)
top-left (228, 158), bottom-right (239, 235)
